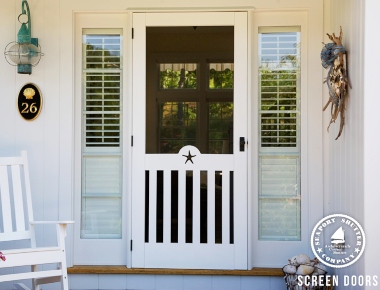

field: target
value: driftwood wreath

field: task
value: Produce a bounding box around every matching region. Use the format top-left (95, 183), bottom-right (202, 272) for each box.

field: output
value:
top-left (321, 27), bottom-right (350, 140)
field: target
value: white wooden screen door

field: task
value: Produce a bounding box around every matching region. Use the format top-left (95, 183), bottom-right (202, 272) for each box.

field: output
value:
top-left (132, 12), bottom-right (248, 269)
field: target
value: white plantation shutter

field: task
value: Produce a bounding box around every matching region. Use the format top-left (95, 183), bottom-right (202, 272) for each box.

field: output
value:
top-left (81, 156), bottom-right (122, 238)
top-left (81, 30), bottom-right (123, 239)
top-left (258, 28), bottom-right (301, 240)
top-left (259, 68), bottom-right (298, 147)
top-left (259, 157), bottom-right (300, 240)
top-left (84, 33), bottom-right (122, 147)
top-left (84, 72), bottom-right (121, 147)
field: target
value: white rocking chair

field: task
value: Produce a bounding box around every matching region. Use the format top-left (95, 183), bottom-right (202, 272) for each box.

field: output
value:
top-left (0, 151), bottom-right (73, 290)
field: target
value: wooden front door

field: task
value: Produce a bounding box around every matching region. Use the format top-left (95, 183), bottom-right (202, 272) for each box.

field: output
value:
top-left (131, 12), bottom-right (248, 269)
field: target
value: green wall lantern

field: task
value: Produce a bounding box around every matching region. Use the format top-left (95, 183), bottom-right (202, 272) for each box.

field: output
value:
top-left (4, 0), bottom-right (43, 74)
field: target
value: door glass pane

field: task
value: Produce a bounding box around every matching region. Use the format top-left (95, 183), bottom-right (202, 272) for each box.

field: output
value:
top-left (159, 102), bottom-right (197, 153)
top-left (146, 26), bottom-right (234, 154)
top-left (208, 102), bottom-right (233, 154)
top-left (160, 63), bottom-right (197, 89)
top-left (209, 63), bottom-right (234, 89)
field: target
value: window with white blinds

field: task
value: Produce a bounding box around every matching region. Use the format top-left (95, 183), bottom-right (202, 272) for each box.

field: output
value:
top-left (258, 28), bottom-right (301, 241)
top-left (84, 33), bottom-right (122, 147)
top-left (81, 156), bottom-right (122, 239)
top-left (81, 29), bottom-right (123, 239)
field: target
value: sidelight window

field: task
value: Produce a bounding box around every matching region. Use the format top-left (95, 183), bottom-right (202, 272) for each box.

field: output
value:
top-left (81, 30), bottom-right (123, 239)
top-left (258, 27), bottom-right (301, 241)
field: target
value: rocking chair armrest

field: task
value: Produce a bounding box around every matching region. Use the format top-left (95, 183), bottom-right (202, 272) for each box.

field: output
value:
top-left (29, 221), bottom-right (74, 242)
top-left (29, 221), bottom-right (74, 225)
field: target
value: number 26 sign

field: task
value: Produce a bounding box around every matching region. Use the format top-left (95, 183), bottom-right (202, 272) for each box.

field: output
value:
top-left (18, 83), bottom-right (42, 121)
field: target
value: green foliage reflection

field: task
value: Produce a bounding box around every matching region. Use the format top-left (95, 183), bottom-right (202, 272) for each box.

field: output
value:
top-left (159, 102), bottom-right (197, 153)
top-left (209, 68), bottom-right (234, 89)
top-left (160, 68), bottom-right (197, 89)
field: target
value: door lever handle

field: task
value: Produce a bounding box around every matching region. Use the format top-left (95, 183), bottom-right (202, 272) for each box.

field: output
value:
top-left (240, 137), bottom-right (246, 152)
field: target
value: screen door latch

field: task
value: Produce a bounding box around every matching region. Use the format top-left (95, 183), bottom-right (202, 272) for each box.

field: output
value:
top-left (240, 137), bottom-right (246, 152)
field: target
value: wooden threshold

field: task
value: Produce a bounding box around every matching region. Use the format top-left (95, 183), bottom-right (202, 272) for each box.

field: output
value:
top-left (68, 266), bottom-right (283, 277)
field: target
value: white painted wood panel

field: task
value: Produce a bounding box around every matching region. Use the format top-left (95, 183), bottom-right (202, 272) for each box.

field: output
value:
top-left (163, 170), bottom-right (172, 244)
top-left (192, 169), bottom-right (201, 245)
top-left (207, 171), bottom-right (216, 245)
top-left (232, 12), bottom-right (249, 269)
top-left (148, 171), bottom-right (157, 244)
top-left (0, 0), bottom-right (325, 274)
top-left (69, 274), bottom-right (285, 290)
top-left (325, 0), bottom-right (367, 281)
top-left (0, 166), bottom-right (12, 233)
top-left (142, 148), bottom-right (239, 269)
top-left (11, 165), bottom-right (26, 232)
top-left (364, 0), bottom-right (380, 280)
top-left (144, 244), bottom-right (235, 269)
top-left (73, 13), bottom-right (130, 265)
top-left (132, 12), bottom-right (248, 270)
top-left (145, 12), bottom-right (235, 26)
top-left (178, 171), bottom-right (186, 244)
top-left (222, 170), bottom-right (230, 245)
top-left (251, 9), bottom-right (324, 267)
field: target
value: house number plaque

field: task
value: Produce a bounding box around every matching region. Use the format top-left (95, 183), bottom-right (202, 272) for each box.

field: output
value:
top-left (18, 83), bottom-right (42, 121)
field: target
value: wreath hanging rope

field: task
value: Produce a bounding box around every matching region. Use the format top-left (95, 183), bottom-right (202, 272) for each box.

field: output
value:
top-left (321, 26), bottom-right (351, 140)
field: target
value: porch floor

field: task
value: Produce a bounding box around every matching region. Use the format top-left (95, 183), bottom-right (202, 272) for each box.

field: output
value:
top-left (68, 266), bottom-right (283, 277)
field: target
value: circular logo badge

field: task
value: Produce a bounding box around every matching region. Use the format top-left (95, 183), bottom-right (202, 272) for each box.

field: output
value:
top-left (311, 214), bottom-right (365, 268)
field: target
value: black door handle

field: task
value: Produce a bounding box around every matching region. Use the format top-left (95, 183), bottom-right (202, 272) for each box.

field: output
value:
top-left (240, 137), bottom-right (246, 152)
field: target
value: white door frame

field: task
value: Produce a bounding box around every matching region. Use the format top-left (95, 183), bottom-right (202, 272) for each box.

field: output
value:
top-left (131, 12), bottom-right (248, 269)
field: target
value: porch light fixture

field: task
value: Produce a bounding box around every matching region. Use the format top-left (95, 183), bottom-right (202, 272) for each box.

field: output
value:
top-left (4, 0), bottom-right (43, 74)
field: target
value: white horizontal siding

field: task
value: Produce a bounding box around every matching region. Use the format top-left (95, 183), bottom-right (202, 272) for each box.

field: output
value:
top-left (69, 274), bottom-right (284, 290)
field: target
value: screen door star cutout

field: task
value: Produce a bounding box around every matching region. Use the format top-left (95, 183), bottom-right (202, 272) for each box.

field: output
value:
top-left (183, 150), bottom-right (196, 164)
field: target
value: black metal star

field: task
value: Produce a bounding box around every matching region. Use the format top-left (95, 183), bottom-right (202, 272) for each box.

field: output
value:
top-left (182, 150), bottom-right (196, 164)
